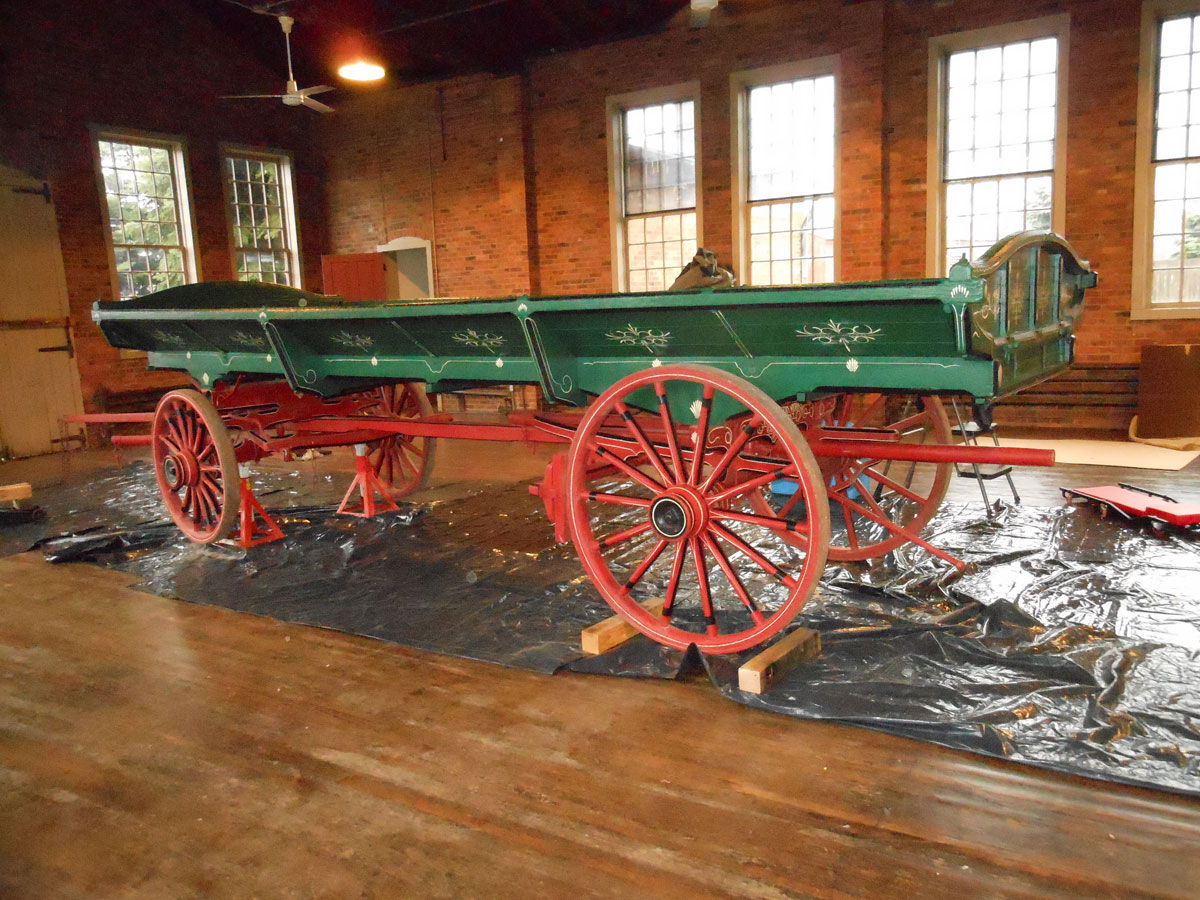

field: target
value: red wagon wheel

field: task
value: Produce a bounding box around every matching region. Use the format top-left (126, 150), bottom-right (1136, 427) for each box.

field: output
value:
top-left (566, 364), bottom-right (830, 654)
top-left (152, 389), bottom-right (238, 543)
top-left (361, 383), bottom-right (436, 498)
top-left (747, 393), bottom-right (953, 561)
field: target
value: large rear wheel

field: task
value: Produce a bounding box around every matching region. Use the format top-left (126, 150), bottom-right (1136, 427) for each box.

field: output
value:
top-left (747, 393), bottom-right (953, 561)
top-left (566, 365), bottom-right (830, 654)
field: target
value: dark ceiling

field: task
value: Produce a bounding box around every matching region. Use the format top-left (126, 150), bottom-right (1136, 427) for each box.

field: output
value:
top-left (193, 0), bottom-right (690, 89)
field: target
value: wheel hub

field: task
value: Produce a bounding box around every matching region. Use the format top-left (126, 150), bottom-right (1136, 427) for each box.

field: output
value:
top-left (162, 451), bottom-right (198, 491)
top-left (649, 487), bottom-right (708, 541)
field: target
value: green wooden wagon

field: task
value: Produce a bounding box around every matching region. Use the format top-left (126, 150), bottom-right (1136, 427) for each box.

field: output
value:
top-left (89, 230), bottom-right (1096, 654)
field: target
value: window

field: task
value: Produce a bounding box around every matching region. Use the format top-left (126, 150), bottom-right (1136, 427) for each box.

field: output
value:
top-left (927, 17), bottom-right (1069, 275)
top-left (607, 85), bottom-right (701, 291)
top-left (223, 149), bottom-right (301, 287)
top-left (96, 135), bottom-right (196, 299)
top-left (733, 62), bottom-right (838, 286)
top-left (1133, 1), bottom-right (1200, 318)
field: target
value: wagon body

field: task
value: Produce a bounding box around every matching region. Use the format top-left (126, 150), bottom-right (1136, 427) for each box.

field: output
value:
top-left (93, 231), bottom-right (1095, 410)
top-left (83, 231), bottom-right (1098, 655)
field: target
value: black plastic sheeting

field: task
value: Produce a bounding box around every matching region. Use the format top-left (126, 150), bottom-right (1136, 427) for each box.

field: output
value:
top-left (11, 460), bottom-right (1200, 798)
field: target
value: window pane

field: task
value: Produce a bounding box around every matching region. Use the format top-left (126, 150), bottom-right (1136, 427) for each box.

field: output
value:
top-left (626, 212), bottom-right (697, 292)
top-left (743, 73), bottom-right (837, 285)
top-left (942, 36), bottom-right (1058, 273)
top-left (225, 153), bottom-right (297, 286)
top-left (747, 74), bottom-right (835, 202)
top-left (98, 136), bottom-right (189, 300)
top-left (623, 100), bottom-right (695, 215)
top-left (944, 37), bottom-right (1058, 180)
top-left (746, 196), bottom-right (835, 286)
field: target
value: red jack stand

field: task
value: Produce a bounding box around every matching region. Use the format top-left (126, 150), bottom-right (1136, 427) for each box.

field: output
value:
top-left (229, 465), bottom-right (285, 548)
top-left (338, 443), bottom-right (400, 518)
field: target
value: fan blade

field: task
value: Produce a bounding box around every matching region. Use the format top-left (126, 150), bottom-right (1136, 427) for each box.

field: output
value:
top-left (298, 85), bottom-right (334, 97)
top-left (300, 96), bottom-right (334, 113)
top-left (221, 93), bottom-right (286, 99)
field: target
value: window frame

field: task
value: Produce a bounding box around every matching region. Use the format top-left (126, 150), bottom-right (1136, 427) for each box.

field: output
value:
top-left (1132, 0), bottom-right (1200, 319)
top-left (925, 15), bottom-right (1071, 276)
top-left (91, 126), bottom-right (201, 301)
top-left (220, 143), bottom-right (303, 289)
top-left (730, 56), bottom-right (841, 287)
top-left (605, 81), bottom-right (703, 293)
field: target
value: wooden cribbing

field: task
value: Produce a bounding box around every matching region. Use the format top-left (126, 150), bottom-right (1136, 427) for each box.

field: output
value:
top-left (737, 627), bottom-right (821, 694)
top-left (0, 483), bottom-right (32, 506)
top-left (581, 599), bottom-right (665, 655)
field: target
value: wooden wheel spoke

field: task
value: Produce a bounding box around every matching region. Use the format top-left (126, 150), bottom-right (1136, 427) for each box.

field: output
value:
top-left (840, 498), bottom-right (862, 549)
top-left (777, 487), bottom-right (805, 519)
top-left (687, 386), bottom-right (714, 485)
top-left (706, 465), bottom-right (791, 507)
top-left (709, 522), bottom-right (799, 590)
top-left (393, 446), bottom-right (419, 480)
top-left (587, 491), bottom-right (652, 509)
top-left (654, 381), bottom-right (686, 483)
top-left (166, 415), bottom-right (187, 450)
top-left (701, 532), bottom-right (764, 625)
top-left (622, 538), bottom-right (669, 593)
top-left (889, 410), bottom-right (932, 435)
top-left (712, 509), bottom-right (809, 540)
top-left (857, 393), bottom-right (887, 426)
top-left (592, 445), bottom-right (665, 494)
top-left (689, 537), bottom-right (718, 636)
top-left (616, 401), bottom-right (674, 485)
top-left (662, 540), bottom-right (688, 618)
top-left (859, 465), bottom-right (928, 505)
top-left (599, 520), bottom-right (652, 549)
top-left (700, 416), bottom-right (761, 492)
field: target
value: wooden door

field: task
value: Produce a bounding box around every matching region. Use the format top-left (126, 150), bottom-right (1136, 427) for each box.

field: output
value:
top-left (0, 166), bottom-right (84, 458)
top-left (321, 253), bottom-right (387, 301)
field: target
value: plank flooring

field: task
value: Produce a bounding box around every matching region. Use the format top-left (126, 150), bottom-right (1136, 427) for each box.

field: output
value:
top-left (1, 551), bottom-right (1199, 899)
top-left (2, 440), bottom-right (1200, 898)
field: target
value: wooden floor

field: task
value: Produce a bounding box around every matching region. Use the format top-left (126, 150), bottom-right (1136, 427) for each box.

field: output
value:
top-left (1, 551), bottom-right (1199, 899)
top-left (2, 440), bottom-right (1200, 898)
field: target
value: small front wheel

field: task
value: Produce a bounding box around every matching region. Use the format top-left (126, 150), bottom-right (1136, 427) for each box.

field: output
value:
top-left (152, 389), bottom-right (239, 543)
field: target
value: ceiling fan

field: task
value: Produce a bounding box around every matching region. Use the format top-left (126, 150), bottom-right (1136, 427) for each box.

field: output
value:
top-left (222, 15), bottom-right (335, 113)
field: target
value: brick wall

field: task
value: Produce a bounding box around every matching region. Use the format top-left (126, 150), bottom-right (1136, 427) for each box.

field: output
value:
top-left (1, 0), bottom-right (326, 409)
top-left (320, 0), bottom-right (1200, 431)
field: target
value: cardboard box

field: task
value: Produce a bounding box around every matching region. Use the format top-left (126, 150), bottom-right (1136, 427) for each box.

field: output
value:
top-left (1137, 344), bottom-right (1200, 438)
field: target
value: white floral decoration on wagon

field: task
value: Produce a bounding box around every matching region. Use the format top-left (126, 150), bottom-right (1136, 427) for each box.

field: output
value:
top-left (150, 329), bottom-right (185, 346)
top-left (331, 330), bottom-right (375, 352)
top-left (229, 330), bottom-right (267, 350)
top-left (795, 320), bottom-right (883, 353)
top-left (605, 324), bottom-right (672, 354)
top-left (452, 330), bottom-right (506, 353)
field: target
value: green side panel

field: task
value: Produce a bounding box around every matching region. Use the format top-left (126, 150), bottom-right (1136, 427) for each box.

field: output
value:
top-left (94, 231), bottom-right (1097, 407)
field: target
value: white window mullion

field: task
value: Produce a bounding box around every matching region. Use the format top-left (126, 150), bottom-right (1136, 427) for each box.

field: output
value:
top-left (97, 135), bottom-right (195, 300)
top-left (743, 72), bottom-right (837, 286)
top-left (941, 35), bottom-right (1059, 271)
top-left (223, 151), bottom-right (301, 288)
top-left (1148, 13), bottom-right (1200, 308)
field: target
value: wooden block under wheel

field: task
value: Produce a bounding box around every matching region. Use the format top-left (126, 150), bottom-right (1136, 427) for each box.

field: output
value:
top-left (737, 627), bottom-right (821, 694)
top-left (581, 598), bottom-right (666, 655)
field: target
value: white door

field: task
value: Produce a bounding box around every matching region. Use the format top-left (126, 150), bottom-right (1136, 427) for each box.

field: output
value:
top-left (0, 165), bottom-right (85, 458)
